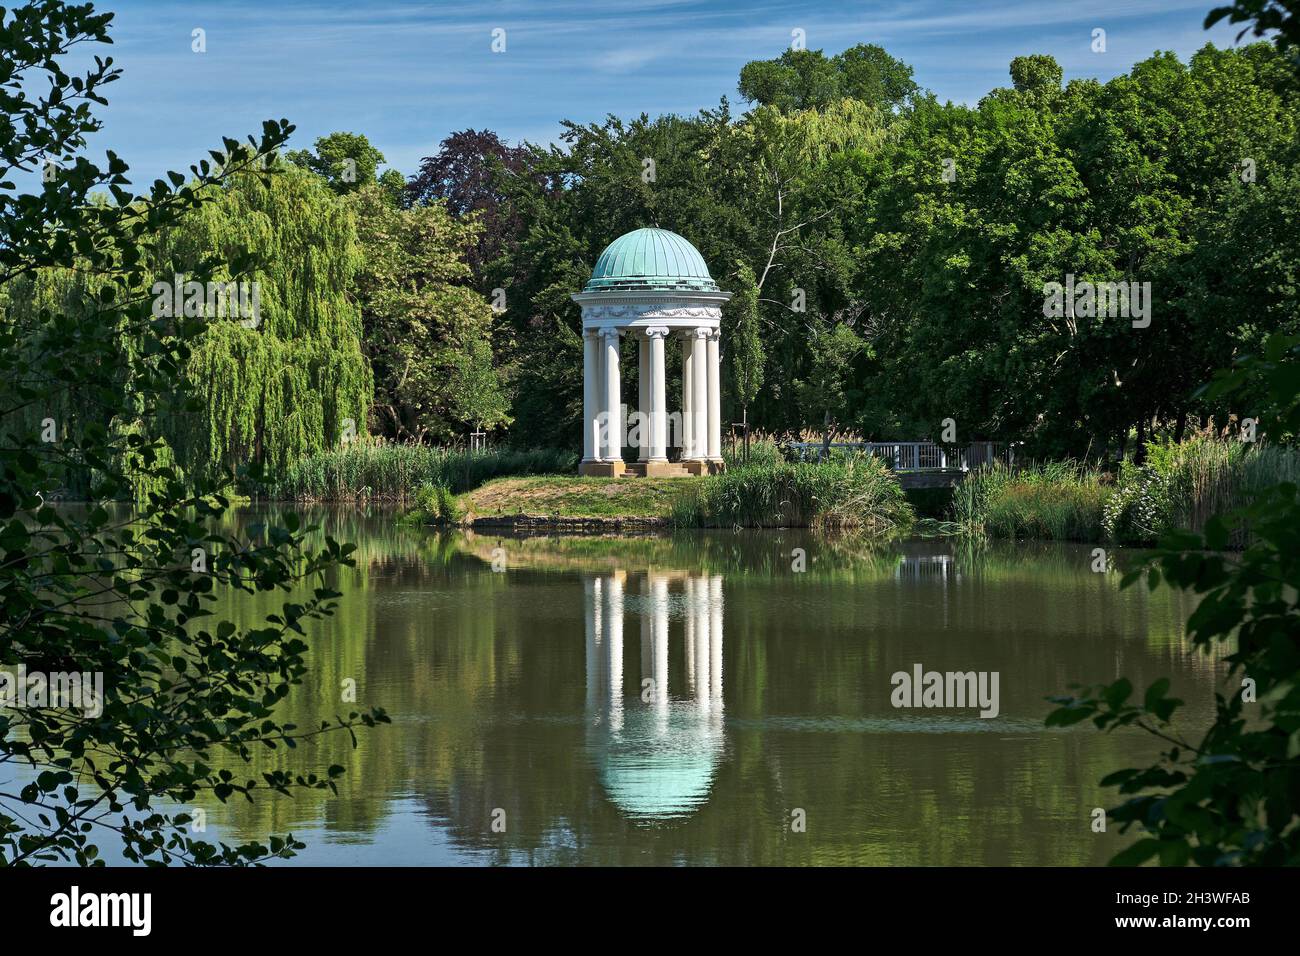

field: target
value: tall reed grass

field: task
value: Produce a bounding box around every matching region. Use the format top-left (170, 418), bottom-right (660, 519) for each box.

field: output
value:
top-left (672, 454), bottom-right (914, 532)
top-left (952, 460), bottom-right (1110, 541)
top-left (955, 439), bottom-right (1300, 546)
top-left (270, 444), bottom-right (576, 501)
top-left (1107, 437), bottom-right (1300, 545)
top-left (723, 437), bottom-right (784, 469)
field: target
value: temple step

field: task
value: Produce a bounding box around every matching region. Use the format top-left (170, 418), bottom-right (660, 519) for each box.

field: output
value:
top-left (622, 461), bottom-right (695, 478)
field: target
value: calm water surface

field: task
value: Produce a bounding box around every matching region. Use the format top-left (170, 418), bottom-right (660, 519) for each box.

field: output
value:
top-left (88, 508), bottom-right (1229, 865)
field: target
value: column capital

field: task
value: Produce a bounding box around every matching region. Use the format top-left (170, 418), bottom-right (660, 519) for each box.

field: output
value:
top-left (600, 327), bottom-right (622, 341)
top-left (708, 328), bottom-right (722, 342)
top-left (644, 325), bottom-right (671, 339)
top-left (690, 327), bottom-right (712, 339)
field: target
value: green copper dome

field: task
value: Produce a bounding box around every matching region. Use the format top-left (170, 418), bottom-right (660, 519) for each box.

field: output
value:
top-left (583, 227), bottom-right (720, 294)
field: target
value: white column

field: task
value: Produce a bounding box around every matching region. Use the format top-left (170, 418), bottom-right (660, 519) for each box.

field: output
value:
top-left (691, 329), bottom-right (709, 461)
top-left (646, 327), bottom-right (668, 461)
top-left (637, 333), bottom-right (649, 462)
top-left (602, 328), bottom-right (622, 463)
top-left (582, 328), bottom-right (601, 462)
top-left (681, 332), bottom-right (691, 460)
top-left (706, 328), bottom-right (722, 462)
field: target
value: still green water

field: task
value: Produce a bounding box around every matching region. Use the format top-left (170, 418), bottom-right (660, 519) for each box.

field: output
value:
top-left (194, 507), bottom-right (1217, 865)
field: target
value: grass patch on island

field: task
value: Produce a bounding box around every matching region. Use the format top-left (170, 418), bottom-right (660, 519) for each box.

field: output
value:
top-left (458, 475), bottom-right (705, 520)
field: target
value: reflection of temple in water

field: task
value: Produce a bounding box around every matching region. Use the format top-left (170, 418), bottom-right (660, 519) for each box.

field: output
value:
top-left (583, 571), bottom-right (724, 822)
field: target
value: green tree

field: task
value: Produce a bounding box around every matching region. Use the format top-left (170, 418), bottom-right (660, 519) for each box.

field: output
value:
top-left (834, 44), bottom-right (920, 111)
top-left (5, 162), bottom-right (375, 490)
top-left (739, 48), bottom-right (842, 112)
top-left (1008, 53), bottom-right (1064, 94)
top-left (0, 0), bottom-right (386, 866)
top-left (727, 261), bottom-right (764, 462)
top-left (739, 44), bottom-right (917, 113)
top-left (349, 183), bottom-right (505, 443)
top-left (288, 131), bottom-right (403, 202)
top-left (449, 335), bottom-right (511, 439)
top-left (796, 319), bottom-right (867, 457)
top-left (160, 165), bottom-right (373, 485)
top-left (852, 44), bottom-right (1298, 456)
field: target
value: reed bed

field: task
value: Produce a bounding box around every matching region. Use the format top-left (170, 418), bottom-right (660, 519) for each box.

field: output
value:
top-left (955, 439), bottom-right (1300, 546)
top-left (1154, 437), bottom-right (1300, 532)
top-left (952, 460), bottom-right (1110, 542)
top-left (723, 437), bottom-right (785, 469)
top-left (271, 443), bottom-right (576, 501)
top-left (672, 454), bottom-right (914, 532)
top-left (1107, 437), bottom-right (1300, 545)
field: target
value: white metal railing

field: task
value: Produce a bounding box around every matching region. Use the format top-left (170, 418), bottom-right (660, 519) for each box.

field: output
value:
top-left (786, 440), bottom-right (1013, 472)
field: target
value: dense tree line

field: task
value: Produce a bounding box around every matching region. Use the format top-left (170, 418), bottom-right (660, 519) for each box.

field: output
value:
top-left (7, 39), bottom-right (1296, 488)
top-left (411, 41), bottom-right (1299, 459)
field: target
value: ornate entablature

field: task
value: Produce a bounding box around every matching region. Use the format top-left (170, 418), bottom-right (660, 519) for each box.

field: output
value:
top-left (574, 296), bottom-right (727, 331)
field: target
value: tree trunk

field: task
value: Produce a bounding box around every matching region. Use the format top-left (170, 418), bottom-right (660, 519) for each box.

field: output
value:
top-left (1173, 407), bottom-right (1188, 444)
top-left (742, 405), bottom-right (749, 465)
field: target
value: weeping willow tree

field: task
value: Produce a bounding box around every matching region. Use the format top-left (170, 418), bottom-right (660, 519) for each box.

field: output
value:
top-left (1, 163), bottom-right (372, 494)
top-left (153, 162), bottom-right (373, 486)
top-left (0, 256), bottom-right (177, 499)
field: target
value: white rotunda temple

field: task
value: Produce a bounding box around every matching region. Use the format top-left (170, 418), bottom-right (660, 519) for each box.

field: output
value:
top-left (572, 228), bottom-right (731, 477)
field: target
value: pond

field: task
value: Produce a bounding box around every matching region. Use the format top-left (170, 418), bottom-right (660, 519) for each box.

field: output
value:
top-left (35, 507), bottom-right (1225, 865)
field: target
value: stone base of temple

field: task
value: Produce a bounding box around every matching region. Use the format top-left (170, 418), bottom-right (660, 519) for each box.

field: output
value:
top-left (680, 459), bottom-right (725, 476)
top-left (579, 459), bottom-right (626, 477)
top-left (579, 459), bottom-right (726, 478)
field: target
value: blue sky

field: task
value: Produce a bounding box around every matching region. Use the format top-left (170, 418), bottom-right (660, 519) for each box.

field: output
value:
top-left (80, 0), bottom-right (1243, 184)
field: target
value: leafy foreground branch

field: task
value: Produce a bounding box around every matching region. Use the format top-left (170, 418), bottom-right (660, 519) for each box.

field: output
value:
top-left (0, 1), bottom-right (386, 866)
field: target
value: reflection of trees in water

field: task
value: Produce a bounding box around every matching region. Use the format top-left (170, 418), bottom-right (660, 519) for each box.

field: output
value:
top-left (189, 512), bottom-right (1222, 864)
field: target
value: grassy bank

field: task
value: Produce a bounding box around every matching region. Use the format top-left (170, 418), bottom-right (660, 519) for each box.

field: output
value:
top-left (272, 444), bottom-right (576, 500)
top-left (279, 436), bottom-right (1295, 545)
top-left (408, 446), bottom-right (915, 533)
